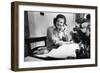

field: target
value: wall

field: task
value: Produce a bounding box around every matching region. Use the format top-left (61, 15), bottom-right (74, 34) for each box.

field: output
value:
top-left (0, 0), bottom-right (99, 73)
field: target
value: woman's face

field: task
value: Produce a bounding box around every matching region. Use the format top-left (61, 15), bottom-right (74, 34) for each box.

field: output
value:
top-left (56, 18), bottom-right (65, 31)
top-left (80, 22), bottom-right (89, 33)
top-left (80, 22), bottom-right (90, 36)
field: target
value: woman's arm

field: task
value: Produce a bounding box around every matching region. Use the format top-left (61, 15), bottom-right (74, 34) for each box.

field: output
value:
top-left (47, 27), bottom-right (73, 46)
top-left (54, 40), bottom-right (73, 46)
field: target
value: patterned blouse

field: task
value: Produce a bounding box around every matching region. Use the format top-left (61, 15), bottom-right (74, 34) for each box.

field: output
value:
top-left (46, 26), bottom-right (70, 51)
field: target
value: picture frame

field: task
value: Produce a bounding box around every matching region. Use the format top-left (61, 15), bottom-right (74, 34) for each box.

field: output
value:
top-left (11, 1), bottom-right (98, 71)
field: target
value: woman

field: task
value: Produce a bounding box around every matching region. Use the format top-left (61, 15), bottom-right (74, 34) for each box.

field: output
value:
top-left (75, 14), bottom-right (90, 58)
top-left (46, 14), bottom-right (72, 51)
top-left (34, 14), bottom-right (79, 59)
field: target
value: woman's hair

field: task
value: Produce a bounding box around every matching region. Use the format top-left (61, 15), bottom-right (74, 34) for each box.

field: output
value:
top-left (86, 14), bottom-right (90, 20)
top-left (53, 14), bottom-right (67, 27)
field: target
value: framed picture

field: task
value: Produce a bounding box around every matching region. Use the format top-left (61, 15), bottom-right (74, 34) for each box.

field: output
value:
top-left (11, 1), bottom-right (98, 71)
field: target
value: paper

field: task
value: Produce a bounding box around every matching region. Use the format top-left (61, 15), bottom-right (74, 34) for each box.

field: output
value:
top-left (35, 43), bottom-right (80, 58)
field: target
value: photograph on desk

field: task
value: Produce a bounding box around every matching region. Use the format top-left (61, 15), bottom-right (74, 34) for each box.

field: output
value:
top-left (24, 11), bottom-right (91, 61)
top-left (11, 1), bottom-right (97, 71)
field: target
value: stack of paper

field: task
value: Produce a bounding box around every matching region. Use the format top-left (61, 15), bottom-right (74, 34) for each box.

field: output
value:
top-left (35, 43), bottom-right (80, 58)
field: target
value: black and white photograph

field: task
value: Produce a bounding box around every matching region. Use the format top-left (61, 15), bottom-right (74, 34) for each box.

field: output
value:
top-left (11, 1), bottom-right (97, 71)
top-left (24, 11), bottom-right (91, 61)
